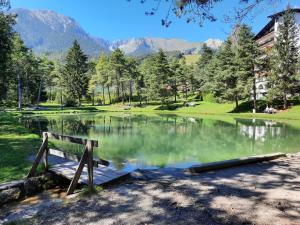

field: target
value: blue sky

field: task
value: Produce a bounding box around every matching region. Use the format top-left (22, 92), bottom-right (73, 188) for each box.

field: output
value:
top-left (10, 0), bottom-right (300, 42)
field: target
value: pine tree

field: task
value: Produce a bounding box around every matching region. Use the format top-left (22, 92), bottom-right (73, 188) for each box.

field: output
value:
top-left (215, 39), bottom-right (240, 107)
top-left (169, 58), bottom-right (181, 102)
top-left (140, 56), bottom-right (156, 103)
top-left (135, 66), bottom-right (146, 105)
top-left (10, 35), bottom-right (30, 110)
top-left (6, 34), bottom-right (48, 109)
top-left (110, 49), bottom-right (128, 104)
top-left (194, 44), bottom-right (215, 99)
top-left (125, 57), bottom-right (139, 105)
top-left (170, 57), bottom-right (192, 102)
top-left (61, 40), bottom-right (89, 105)
top-left (36, 56), bottom-right (54, 105)
top-left (235, 24), bottom-right (261, 110)
top-left (89, 54), bottom-right (111, 105)
top-left (268, 8), bottom-right (299, 109)
top-left (153, 49), bottom-right (172, 104)
top-left (0, 0), bottom-right (15, 103)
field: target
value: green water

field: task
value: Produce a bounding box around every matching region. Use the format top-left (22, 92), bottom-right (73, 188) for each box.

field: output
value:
top-left (21, 113), bottom-right (300, 171)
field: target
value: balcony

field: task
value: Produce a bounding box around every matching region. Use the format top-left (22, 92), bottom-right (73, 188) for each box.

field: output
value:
top-left (256, 31), bottom-right (275, 48)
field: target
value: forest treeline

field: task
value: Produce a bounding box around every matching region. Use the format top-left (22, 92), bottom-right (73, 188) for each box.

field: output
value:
top-left (1, 1), bottom-right (299, 111)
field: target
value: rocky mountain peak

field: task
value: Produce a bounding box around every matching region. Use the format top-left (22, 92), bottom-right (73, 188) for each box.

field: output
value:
top-left (11, 8), bottom-right (223, 57)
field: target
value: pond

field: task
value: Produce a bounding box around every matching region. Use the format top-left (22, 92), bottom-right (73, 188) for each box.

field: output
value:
top-left (21, 113), bottom-right (300, 172)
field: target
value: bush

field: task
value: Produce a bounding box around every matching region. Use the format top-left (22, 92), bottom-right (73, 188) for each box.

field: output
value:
top-left (64, 99), bottom-right (78, 107)
top-left (203, 93), bottom-right (216, 103)
top-left (232, 100), bottom-right (267, 113)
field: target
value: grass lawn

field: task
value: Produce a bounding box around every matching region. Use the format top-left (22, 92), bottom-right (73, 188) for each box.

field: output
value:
top-left (19, 100), bottom-right (300, 121)
top-left (0, 112), bottom-right (40, 183)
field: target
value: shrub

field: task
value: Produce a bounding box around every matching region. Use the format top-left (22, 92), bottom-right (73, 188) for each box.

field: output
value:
top-left (203, 92), bottom-right (216, 103)
top-left (64, 99), bottom-right (78, 107)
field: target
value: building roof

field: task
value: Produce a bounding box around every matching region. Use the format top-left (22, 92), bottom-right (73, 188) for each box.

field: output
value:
top-left (255, 19), bottom-right (274, 40)
top-left (268, 8), bottom-right (300, 19)
top-left (255, 8), bottom-right (300, 40)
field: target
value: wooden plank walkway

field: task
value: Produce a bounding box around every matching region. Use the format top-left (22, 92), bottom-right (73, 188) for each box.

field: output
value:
top-left (50, 161), bottom-right (130, 185)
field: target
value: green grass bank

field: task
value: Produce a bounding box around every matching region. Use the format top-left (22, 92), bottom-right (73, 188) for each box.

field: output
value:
top-left (19, 100), bottom-right (300, 121)
top-left (0, 112), bottom-right (40, 183)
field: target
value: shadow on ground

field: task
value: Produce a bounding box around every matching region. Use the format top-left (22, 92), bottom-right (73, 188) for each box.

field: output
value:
top-left (231, 99), bottom-right (300, 113)
top-left (1, 154), bottom-right (299, 225)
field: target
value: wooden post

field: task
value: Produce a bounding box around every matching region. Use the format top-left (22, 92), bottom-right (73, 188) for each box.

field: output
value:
top-left (87, 140), bottom-right (94, 192)
top-left (44, 147), bottom-right (49, 171)
top-left (27, 132), bottom-right (48, 178)
top-left (66, 148), bottom-right (88, 195)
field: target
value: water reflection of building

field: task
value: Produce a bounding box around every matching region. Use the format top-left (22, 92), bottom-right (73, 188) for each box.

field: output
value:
top-left (239, 119), bottom-right (282, 142)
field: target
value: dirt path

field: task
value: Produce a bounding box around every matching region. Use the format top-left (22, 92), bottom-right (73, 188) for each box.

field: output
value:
top-left (1, 153), bottom-right (300, 225)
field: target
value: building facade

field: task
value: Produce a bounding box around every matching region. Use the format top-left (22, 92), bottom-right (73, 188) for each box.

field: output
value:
top-left (254, 8), bottom-right (300, 99)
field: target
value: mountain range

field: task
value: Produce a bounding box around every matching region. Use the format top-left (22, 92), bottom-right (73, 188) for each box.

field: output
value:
top-left (11, 8), bottom-right (223, 57)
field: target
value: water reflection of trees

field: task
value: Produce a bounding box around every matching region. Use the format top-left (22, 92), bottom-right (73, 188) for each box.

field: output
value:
top-left (22, 115), bottom-right (92, 136)
top-left (21, 115), bottom-right (300, 171)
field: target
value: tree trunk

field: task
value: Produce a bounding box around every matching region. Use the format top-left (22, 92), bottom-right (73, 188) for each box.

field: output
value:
top-left (107, 85), bottom-right (111, 104)
top-left (116, 76), bottom-right (120, 100)
top-left (17, 73), bottom-right (22, 110)
top-left (129, 80), bottom-right (133, 105)
top-left (283, 93), bottom-right (287, 109)
top-left (60, 88), bottom-right (63, 109)
top-left (138, 88), bottom-right (142, 106)
top-left (37, 79), bottom-right (43, 105)
top-left (78, 97), bottom-right (81, 106)
top-left (121, 82), bottom-right (125, 105)
top-left (102, 85), bottom-right (105, 105)
top-left (253, 77), bottom-right (257, 113)
top-left (92, 90), bottom-right (95, 106)
top-left (185, 85), bottom-right (188, 101)
top-left (174, 81), bottom-right (177, 103)
top-left (26, 78), bottom-right (30, 105)
top-left (49, 87), bottom-right (52, 102)
top-left (235, 93), bottom-right (239, 108)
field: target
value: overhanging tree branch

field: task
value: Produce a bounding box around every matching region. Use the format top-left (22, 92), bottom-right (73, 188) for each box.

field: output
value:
top-left (128, 0), bottom-right (282, 27)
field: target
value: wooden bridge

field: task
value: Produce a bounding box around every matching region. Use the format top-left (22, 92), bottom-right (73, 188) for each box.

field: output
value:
top-left (27, 132), bottom-right (129, 195)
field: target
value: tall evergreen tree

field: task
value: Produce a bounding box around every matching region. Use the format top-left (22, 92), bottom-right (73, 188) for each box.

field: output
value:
top-left (194, 44), bottom-right (215, 99)
top-left (215, 39), bottom-right (239, 106)
top-left (126, 57), bottom-right (139, 105)
top-left (110, 49), bottom-right (128, 104)
top-left (61, 40), bottom-right (89, 105)
top-left (146, 49), bottom-right (172, 104)
top-left (10, 35), bottom-right (30, 110)
top-left (235, 24), bottom-right (261, 110)
top-left (268, 8), bottom-right (299, 109)
top-left (136, 65), bottom-right (146, 105)
top-left (0, 0), bottom-right (15, 103)
top-left (170, 57), bottom-right (192, 102)
top-left (169, 58), bottom-right (181, 102)
top-left (7, 35), bottom-right (50, 109)
top-left (89, 54), bottom-right (111, 105)
top-left (36, 56), bottom-right (55, 105)
top-left (140, 56), bottom-right (155, 103)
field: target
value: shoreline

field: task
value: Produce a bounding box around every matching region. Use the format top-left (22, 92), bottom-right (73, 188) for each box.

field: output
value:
top-left (16, 107), bottom-right (300, 121)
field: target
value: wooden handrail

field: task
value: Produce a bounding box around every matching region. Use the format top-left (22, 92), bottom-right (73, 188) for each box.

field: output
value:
top-left (45, 132), bottom-right (99, 147)
top-left (49, 148), bottom-right (109, 167)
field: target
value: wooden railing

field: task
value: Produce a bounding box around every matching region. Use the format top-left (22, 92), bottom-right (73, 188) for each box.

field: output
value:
top-left (27, 132), bottom-right (104, 195)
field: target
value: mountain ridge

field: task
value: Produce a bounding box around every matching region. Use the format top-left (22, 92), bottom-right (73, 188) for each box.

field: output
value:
top-left (11, 8), bottom-right (223, 57)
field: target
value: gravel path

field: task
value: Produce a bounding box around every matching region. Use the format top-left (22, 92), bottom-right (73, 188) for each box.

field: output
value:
top-left (1, 153), bottom-right (300, 225)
